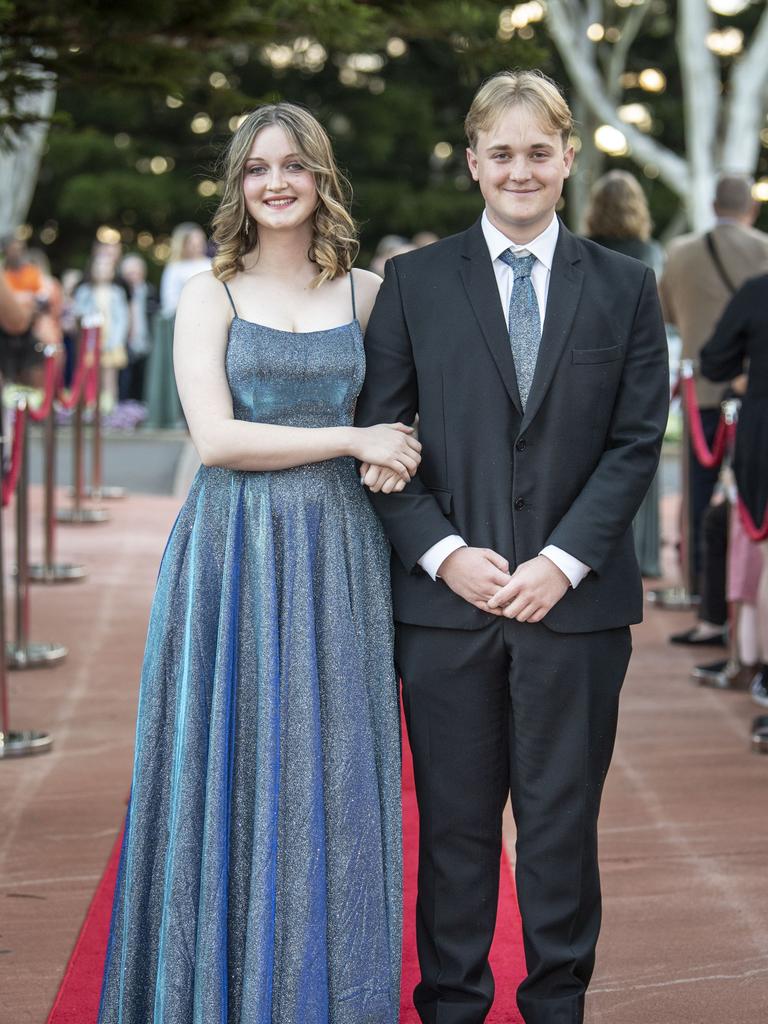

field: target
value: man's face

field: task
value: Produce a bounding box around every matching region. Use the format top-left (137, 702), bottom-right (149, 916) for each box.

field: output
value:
top-left (466, 104), bottom-right (574, 242)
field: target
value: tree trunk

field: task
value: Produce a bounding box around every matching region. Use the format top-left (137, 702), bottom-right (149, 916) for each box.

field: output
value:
top-left (677, 0), bottom-right (719, 230)
top-left (0, 70), bottom-right (57, 236)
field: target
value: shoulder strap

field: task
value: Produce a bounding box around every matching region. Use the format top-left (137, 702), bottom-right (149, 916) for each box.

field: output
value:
top-left (222, 280), bottom-right (238, 316)
top-left (704, 232), bottom-right (737, 295)
top-left (349, 270), bottom-right (357, 320)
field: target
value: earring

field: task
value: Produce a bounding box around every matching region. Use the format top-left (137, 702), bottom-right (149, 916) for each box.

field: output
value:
top-left (243, 217), bottom-right (251, 237)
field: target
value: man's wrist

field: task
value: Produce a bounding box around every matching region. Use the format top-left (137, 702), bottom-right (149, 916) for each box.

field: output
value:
top-left (419, 535), bottom-right (467, 581)
top-left (539, 545), bottom-right (590, 588)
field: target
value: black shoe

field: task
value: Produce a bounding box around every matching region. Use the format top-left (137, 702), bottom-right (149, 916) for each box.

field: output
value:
top-left (692, 659), bottom-right (729, 677)
top-left (750, 668), bottom-right (768, 708)
top-left (670, 627), bottom-right (727, 647)
top-left (694, 661), bottom-right (756, 690)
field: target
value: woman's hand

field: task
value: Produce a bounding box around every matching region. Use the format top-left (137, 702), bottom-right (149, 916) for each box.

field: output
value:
top-left (350, 423), bottom-right (421, 481)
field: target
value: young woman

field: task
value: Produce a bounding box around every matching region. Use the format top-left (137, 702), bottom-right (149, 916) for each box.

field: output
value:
top-left (98, 103), bottom-right (419, 1024)
top-left (583, 169), bottom-right (664, 578)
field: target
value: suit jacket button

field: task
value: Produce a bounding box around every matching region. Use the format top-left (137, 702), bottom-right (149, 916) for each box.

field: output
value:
top-left (514, 498), bottom-right (525, 511)
top-left (516, 437), bottom-right (527, 452)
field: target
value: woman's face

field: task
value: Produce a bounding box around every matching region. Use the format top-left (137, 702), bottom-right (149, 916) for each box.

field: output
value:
top-left (242, 125), bottom-right (318, 235)
top-left (182, 229), bottom-right (206, 260)
top-left (91, 257), bottom-right (114, 284)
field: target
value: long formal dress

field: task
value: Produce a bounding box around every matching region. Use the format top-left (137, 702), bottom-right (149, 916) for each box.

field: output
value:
top-left (98, 275), bottom-right (402, 1024)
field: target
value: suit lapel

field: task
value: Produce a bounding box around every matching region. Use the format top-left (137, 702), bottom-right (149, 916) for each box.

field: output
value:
top-left (459, 220), bottom-right (523, 414)
top-left (522, 223), bottom-right (584, 428)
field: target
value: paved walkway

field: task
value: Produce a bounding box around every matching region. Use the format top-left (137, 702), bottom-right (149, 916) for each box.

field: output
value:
top-left (0, 489), bottom-right (766, 1023)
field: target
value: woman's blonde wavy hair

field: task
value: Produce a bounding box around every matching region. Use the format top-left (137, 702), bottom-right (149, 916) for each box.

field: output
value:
top-left (211, 103), bottom-right (358, 286)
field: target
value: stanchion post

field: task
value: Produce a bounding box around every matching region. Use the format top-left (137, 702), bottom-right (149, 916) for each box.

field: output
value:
top-left (0, 402), bottom-right (53, 757)
top-left (57, 320), bottom-right (109, 524)
top-left (79, 321), bottom-right (127, 502)
top-left (648, 359), bottom-right (699, 610)
top-left (29, 346), bottom-right (87, 583)
top-left (691, 398), bottom-right (743, 690)
top-left (6, 398), bottom-right (68, 671)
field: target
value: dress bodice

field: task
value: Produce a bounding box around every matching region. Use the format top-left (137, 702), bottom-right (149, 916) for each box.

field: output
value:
top-left (225, 316), bottom-right (364, 429)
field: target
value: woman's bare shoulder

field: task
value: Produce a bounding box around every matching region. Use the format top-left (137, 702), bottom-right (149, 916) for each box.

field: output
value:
top-left (351, 268), bottom-right (382, 328)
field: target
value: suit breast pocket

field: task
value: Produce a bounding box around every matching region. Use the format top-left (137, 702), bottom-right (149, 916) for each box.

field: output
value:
top-left (571, 344), bottom-right (625, 365)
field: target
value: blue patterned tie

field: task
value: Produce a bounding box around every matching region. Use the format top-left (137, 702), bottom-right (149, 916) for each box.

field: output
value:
top-left (499, 250), bottom-right (540, 409)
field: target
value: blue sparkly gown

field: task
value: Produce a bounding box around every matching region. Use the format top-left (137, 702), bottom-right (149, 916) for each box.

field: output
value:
top-left (98, 276), bottom-right (402, 1024)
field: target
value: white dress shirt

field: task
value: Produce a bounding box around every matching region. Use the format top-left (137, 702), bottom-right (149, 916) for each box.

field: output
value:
top-left (418, 211), bottom-right (591, 588)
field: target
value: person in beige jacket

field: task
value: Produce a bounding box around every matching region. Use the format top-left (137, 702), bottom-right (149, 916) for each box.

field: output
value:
top-left (660, 175), bottom-right (768, 630)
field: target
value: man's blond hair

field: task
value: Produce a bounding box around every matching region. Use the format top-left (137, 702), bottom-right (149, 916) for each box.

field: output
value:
top-left (465, 70), bottom-right (573, 151)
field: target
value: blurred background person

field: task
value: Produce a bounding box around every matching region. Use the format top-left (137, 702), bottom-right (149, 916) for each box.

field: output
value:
top-left (74, 253), bottom-right (129, 411)
top-left (0, 271), bottom-right (34, 336)
top-left (369, 234), bottom-right (415, 277)
top-left (701, 272), bottom-right (768, 707)
top-left (2, 235), bottom-right (46, 297)
top-left (1, 237), bottom-right (60, 385)
top-left (659, 175), bottom-right (768, 612)
top-left (118, 253), bottom-right (157, 414)
top-left (584, 169), bottom-right (663, 577)
top-left (412, 230), bottom-right (440, 249)
top-left (159, 222), bottom-right (210, 316)
top-left (60, 268), bottom-right (83, 386)
top-left (145, 223), bottom-right (210, 428)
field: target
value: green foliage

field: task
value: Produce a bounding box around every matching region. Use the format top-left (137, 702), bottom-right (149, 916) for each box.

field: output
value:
top-left (22, 2), bottom-right (544, 275)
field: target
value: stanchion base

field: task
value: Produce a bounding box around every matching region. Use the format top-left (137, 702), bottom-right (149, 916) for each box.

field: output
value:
top-left (56, 507), bottom-right (110, 524)
top-left (68, 485), bottom-right (127, 501)
top-left (27, 562), bottom-right (88, 583)
top-left (0, 729), bottom-right (53, 758)
top-left (6, 642), bottom-right (68, 669)
top-left (647, 586), bottom-right (700, 610)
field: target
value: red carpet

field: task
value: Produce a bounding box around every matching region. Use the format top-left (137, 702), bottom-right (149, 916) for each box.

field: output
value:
top-left (47, 722), bottom-right (526, 1023)
top-left (45, 826), bottom-right (124, 1024)
top-left (399, 717), bottom-right (526, 1023)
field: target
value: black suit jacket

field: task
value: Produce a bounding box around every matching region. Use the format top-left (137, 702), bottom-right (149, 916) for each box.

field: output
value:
top-left (354, 218), bottom-right (669, 633)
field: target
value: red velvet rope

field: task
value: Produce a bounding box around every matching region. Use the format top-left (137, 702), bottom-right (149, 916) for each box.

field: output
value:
top-left (682, 375), bottom-right (734, 469)
top-left (57, 325), bottom-right (96, 411)
top-left (2, 405), bottom-right (27, 507)
top-left (83, 352), bottom-right (100, 408)
top-left (27, 352), bottom-right (60, 423)
top-left (737, 496), bottom-right (768, 543)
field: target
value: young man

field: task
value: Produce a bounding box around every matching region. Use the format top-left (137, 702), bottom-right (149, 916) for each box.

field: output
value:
top-left (355, 71), bottom-right (669, 1024)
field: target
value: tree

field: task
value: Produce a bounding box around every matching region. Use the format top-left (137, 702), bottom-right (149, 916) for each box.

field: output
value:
top-left (0, 0), bottom-right (385, 234)
top-left (546, 0), bottom-right (768, 230)
top-left (22, 2), bottom-right (543, 271)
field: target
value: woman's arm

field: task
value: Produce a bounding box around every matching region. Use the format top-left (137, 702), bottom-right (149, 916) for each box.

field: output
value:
top-left (174, 272), bottom-right (421, 474)
top-left (700, 278), bottom-right (759, 382)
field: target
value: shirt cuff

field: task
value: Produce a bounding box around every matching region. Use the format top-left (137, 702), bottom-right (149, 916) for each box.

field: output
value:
top-left (540, 545), bottom-right (590, 588)
top-left (419, 536), bottom-right (468, 581)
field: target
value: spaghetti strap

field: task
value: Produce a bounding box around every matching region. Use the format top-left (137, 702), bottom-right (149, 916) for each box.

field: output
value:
top-left (349, 271), bottom-right (357, 321)
top-left (222, 281), bottom-right (238, 317)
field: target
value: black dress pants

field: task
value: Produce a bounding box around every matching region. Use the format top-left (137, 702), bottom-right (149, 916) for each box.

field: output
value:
top-left (395, 618), bottom-right (632, 1024)
top-left (698, 501), bottom-right (728, 627)
top-left (689, 407), bottom-right (721, 591)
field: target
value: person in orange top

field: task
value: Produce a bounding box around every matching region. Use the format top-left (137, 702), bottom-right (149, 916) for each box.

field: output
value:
top-left (2, 237), bottom-right (44, 295)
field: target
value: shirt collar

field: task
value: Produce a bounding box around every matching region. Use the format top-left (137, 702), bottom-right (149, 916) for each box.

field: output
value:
top-left (481, 209), bottom-right (559, 271)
